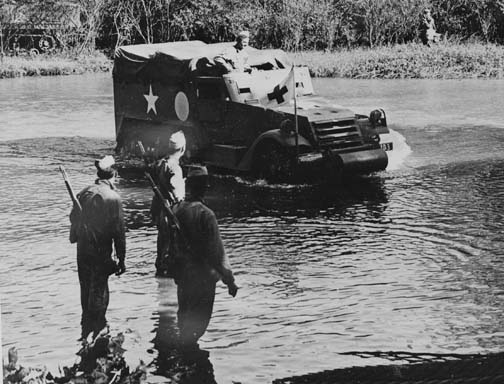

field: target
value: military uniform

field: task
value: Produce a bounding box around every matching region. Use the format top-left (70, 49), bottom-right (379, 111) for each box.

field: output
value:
top-left (150, 131), bottom-right (186, 275)
top-left (419, 10), bottom-right (439, 46)
top-left (150, 156), bottom-right (185, 220)
top-left (214, 30), bottom-right (251, 73)
top-left (70, 177), bottom-right (126, 339)
top-left (172, 198), bottom-right (235, 345)
top-left (217, 45), bottom-right (249, 72)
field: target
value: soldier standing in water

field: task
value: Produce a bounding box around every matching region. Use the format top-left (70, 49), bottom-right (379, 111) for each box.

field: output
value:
top-left (149, 131), bottom-right (186, 276)
top-left (69, 156), bottom-right (126, 340)
top-left (171, 165), bottom-right (238, 347)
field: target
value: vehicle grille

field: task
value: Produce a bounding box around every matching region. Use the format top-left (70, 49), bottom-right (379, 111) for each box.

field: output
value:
top-left (312, 119), bottom-right (364, 150)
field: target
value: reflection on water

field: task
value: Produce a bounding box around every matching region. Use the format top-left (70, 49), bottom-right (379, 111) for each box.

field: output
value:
top-left (1, 76), bottom-right (504, 383)
top-left (151, 278), bottom-right (217, 383)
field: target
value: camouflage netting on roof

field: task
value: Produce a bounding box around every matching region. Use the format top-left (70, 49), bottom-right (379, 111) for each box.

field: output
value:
top-left (113, 40), bottom-right (291, 81)
top-left (273, 351), bottom-right (504, 384)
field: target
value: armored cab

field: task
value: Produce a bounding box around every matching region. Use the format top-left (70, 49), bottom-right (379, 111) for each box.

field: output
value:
top-left (113, 41), bottom-right (393, 181)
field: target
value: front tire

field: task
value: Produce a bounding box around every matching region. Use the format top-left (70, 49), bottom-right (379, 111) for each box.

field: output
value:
top-left (253, 141), bottom-right (294, 183)
top-left (38, 36), bottom-right (53, 52)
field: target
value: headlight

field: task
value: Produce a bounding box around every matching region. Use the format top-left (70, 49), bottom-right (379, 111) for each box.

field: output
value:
top-left (369, 109), bottom-right (382, 126)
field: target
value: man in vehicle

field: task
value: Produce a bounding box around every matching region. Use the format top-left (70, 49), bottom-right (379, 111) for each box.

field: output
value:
top-left (171, 165), bottom-right (238, 347)
top-left (70, 155), bottom-right (126, 341)
top-left (214, 30), bottom-right (251, 73)
top-left (150, 130), bottom-right (186, 276)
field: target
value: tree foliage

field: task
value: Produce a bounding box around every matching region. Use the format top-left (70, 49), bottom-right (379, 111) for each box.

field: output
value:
top-left (2, 0), bottom-right (504, 52)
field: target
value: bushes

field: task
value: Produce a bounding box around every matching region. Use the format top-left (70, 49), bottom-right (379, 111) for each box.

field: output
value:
top-left (0, 51), bottom-right (112, 79)
top-left (290, 41), bottom-right (504, 79)
top-left (433, 0), bottom-right (504, 43)
top-left (2, 1), bottom-right (504, 79)
top-left (3, 0), bottom-right (504, 51)
top-left (94, 0), bottom-right (504, 50)
top-left (2, 41), bottom-right (503, 80)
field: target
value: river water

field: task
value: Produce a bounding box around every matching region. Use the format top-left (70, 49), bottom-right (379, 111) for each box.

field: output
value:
top-left (1, 73), bottom-right (504, 383)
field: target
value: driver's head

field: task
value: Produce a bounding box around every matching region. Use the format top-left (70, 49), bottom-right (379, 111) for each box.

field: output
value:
top-left (236, 30), bottom-right (250, 50)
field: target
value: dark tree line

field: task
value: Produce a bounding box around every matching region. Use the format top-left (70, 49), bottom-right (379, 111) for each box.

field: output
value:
top-left (2, 0), bottom-right (504, 52)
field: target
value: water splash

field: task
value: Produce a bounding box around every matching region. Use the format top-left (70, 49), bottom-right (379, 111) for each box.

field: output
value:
top-left (385, 128), bottom-right (412, 171)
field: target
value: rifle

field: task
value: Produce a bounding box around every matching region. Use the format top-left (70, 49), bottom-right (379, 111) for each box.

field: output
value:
top-left (145, 170), bottom-right (238, 295)
top-left (145, 172), bottom-right (182, 231)
top-left (60, 165), bottom-right (121, 276)
top-left (145, 170), bottom-right (188, 280)
top-left (137, 140), bottom-right (175, 205)
top-left (59, 165), bottom-right (82, 212)
top-left (137, 140), bottom-right (149, 167)
top-left (142, 147), bottom-right (238, 295)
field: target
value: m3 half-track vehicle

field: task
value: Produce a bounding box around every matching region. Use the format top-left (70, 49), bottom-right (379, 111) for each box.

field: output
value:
top-left (1, 22), bottom-right (57, 55)
top-left (1, 1), bottom-right (84, 56)
top-left (113, 41), bottom-right (393, 182)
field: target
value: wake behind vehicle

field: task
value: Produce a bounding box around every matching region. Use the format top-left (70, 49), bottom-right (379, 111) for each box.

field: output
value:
top-left (113, 40), bottom-right (393, 182)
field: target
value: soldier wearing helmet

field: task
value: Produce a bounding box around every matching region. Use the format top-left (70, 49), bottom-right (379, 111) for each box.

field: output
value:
top-left (69, 155), bottom-right (126, 340)
top-left (172, 165), bottom-right (238, 346)
top-left (150, 130), bottom-right (187, 276)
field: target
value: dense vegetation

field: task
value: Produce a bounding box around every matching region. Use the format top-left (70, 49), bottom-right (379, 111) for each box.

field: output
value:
top-left (1, 0), bottom-right (504, 79)
top-left (0, 51), bottom-right (111, 78)
top-left (2, 41), bottom-right (503, 79)
top-left (292, 41), bottom-right (504, 79)
top-left (1, 0), bottom-right (504, 52)
top-left (94, 0), bottom-right (504, 50)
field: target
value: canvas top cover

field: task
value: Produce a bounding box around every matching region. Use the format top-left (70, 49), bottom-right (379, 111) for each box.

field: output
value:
top-left (113, 40), bottom-right (291, 81)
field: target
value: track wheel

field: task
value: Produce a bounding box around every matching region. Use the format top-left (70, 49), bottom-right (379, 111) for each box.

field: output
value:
top-left (254, 141), bottom-right (294, 183)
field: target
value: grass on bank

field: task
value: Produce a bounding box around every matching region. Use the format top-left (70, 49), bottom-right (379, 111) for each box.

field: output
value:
top-left (1, 41), bottom-right (504, 79)
top-left (290, 41), bottom-right (504, 79)
top-left (0, 50), bottom-right (112, 78)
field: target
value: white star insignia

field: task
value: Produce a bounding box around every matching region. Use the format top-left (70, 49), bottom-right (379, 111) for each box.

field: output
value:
top-left (144, 84), bottom-right (158, 115)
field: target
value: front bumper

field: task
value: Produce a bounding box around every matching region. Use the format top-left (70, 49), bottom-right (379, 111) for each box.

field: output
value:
top-left (298, 147), bottom-right (388, 175)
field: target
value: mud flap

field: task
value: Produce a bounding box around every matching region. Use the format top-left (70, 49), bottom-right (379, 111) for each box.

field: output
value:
top-left (337, 148), bottom-right (388, 174)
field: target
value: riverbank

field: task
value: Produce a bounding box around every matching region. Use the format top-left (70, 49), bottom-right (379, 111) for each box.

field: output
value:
top-left (290, 42), bottom-right (504, 79)
top-left (1, 42), bottom-right (503, 79)
top-left (0, 51), bottom-right (111, 78)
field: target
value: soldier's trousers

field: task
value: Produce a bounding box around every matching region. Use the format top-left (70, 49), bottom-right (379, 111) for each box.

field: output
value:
top-left (155, 215), bottom-right (172, 276)
top-left (78, 262), bottom-right (110, 339)
top-left (176, 270), bottom-right (216, 346)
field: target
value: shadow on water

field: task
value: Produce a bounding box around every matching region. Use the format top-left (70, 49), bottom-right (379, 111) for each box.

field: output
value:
top-left (150, 278), bottom-right (217, 384)
top-left (206, 174), bottom-right (389, 219)
top-left (118, 166), bottom-right (390, 233)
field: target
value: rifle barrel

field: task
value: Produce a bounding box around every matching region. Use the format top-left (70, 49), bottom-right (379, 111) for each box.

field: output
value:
top-left (137, 140), bottom-right (146, 156)
top-left (145, 172), bottom-right (180, 231)
top-left (59, 165), bottom-right (82, 212)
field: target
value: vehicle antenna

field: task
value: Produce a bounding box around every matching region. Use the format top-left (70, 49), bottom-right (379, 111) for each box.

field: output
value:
top-left (293, 64), bottom-right (299, 163)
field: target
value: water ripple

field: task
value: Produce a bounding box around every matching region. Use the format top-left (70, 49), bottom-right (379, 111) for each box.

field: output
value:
top-left (2, 77), bottom-right (504, 383)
